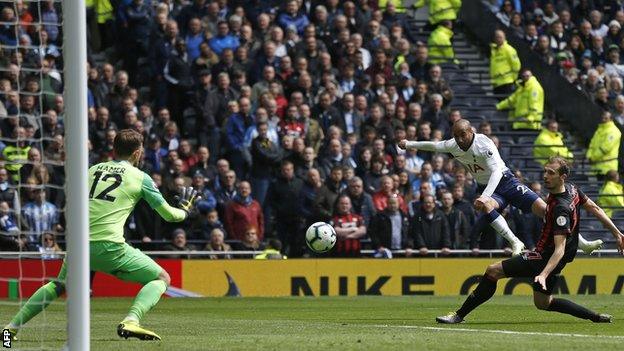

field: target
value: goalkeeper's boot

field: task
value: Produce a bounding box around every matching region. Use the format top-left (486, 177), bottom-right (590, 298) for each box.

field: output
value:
top-left (436, 312), bottom-right (464, 324)
top-left (3, 325), bottom-right (18, 341)
top-left (581, 239), bottom-right (603, 255)
top-left (511, 239), bottom-right (525, 257)
top-left (593, 314), bottom-right (612, 323)
top-left (117, 319), bottom-right (161, 341)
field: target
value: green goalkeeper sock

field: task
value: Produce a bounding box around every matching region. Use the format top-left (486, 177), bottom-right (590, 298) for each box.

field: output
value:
top-left (126, 280), bottom-right (167, 323)
top-left (10, 281), bottom-right (62, 327)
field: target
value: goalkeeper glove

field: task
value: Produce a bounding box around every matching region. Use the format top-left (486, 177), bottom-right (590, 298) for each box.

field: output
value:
top-left (175, 186), bottom-right (199, 215)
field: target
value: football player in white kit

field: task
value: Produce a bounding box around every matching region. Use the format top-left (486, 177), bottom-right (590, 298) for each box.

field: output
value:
top-left (398, 119), bottom-right (603, 255)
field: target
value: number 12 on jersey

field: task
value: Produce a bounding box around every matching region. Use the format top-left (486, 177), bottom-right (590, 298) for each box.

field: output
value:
top-left (89, 171), bottom-right (122, 202)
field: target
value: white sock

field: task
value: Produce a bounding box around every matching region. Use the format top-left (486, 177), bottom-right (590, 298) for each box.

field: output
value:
top-left (490, 216), bottom-right (521, 245)
top-left (123, 315), bottom-right (139, 324)
top-left (577, 235), bottom-right (597, 250)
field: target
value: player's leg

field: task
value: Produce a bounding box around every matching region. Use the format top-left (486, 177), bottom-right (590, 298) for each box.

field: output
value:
top-left (533, 284), bottom-right (611, 322)
top-left (91, 242), bottom-right (167, 340)
top-left (5, 261), bottom-right (67, 338)
top-left (436, 261), bottom-right (505, 323)
top-left (490, 177), bottom-right (548, 255)
top-left (123, 268), bottom-right (170, 324)
top-left (530, 198), bottom-right (603, 254)
top-left (479, 195), bottom-right (525, 255)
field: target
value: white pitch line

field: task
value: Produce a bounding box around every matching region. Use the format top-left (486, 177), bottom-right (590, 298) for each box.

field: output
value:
top-left (374, 324), bottom-right (624, 340)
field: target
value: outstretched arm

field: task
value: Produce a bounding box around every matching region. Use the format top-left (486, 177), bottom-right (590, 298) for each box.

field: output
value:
top-left (141, 174), bottom-right (188, 223)
top-left (583, 197), bottom-right (624, 253)
top-left (398, 139), bottom-right (452, 153)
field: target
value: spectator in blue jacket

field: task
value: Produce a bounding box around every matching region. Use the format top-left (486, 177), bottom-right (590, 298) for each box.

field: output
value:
top-left (149, 20), bottom-right (179, 108)
top-left (192, 171), bottom-right (217, 214)
top-left (185, 18), bottom-right (205, 62)
top-left (125, 0), bottom-right (153, 57)
top-left (225, 97), bottom-right (253, 178)
top-left (209, 21), bottom-right (240, 56)
top-left (144, 134), bottom-right (168, 173)
top-left (22, 189), bottom-right (61, 245)
top-left (41, 0), bottom-right (60, 43)
top-left (277, 0), bottom-right (310, 36)
top-left (251, 41), bottom-right (281, 83)
top-left (176, 0), bottom-right (210, 36)
top-left (0, 7), bottom-right (19, 46)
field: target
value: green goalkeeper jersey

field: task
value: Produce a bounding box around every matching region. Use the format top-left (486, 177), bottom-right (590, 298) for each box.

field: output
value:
top-left (88, 160), bottom-right (187, 243)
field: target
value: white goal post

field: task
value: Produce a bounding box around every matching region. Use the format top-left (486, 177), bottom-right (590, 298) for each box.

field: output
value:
top-left (62, 0), bottom-right (90, 350)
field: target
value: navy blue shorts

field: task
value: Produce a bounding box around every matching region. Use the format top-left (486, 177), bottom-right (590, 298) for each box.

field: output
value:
top-left (477, 171), bottom-right (539, 213)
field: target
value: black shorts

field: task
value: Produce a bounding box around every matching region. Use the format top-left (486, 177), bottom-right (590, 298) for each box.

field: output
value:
top-left (501, 252), bottom-right (567, 295)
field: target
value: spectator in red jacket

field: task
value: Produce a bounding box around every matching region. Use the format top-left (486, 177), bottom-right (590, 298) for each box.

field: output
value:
top-left (365, 49), bottom-right (393, 81)
top-left (224, 181), bottom-right (264, 240)
top-left (372, 175), bottom-right (407, 212)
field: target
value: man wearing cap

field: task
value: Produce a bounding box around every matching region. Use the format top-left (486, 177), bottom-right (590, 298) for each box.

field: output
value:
top-left (606, 20), bottom-right (622, 47)
top-left (606, 44), bottom-right (624, 79)
top-left (191, 170), bottom-right (217, 215)
top-left (164, 228), bottom-right (197, 259)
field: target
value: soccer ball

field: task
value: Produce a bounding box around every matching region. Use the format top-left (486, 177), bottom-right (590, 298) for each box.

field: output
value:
top-left (305, 222), bottom-right (337, 253)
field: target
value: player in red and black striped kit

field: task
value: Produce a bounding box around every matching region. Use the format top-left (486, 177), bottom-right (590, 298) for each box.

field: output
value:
top-left (437, 157), bottom-right (624, 324)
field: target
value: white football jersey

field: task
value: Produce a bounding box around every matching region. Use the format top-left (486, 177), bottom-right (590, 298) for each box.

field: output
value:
top-left (438, 133), bottom-right (509, 186)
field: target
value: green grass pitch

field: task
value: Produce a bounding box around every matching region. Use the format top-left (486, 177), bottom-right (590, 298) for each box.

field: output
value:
top-left (2, 295), bottom-right (624, 350)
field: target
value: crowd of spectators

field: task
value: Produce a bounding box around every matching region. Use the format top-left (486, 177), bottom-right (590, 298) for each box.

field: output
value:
top-left (0, 0), bottom-right (576, 258)
top-left (489, 1), bottom-right (624, 167)
top-left (487, 0), bottom-right (624, 217)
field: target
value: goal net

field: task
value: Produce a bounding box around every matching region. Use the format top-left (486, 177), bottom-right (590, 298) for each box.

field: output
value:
top-left (0, 0), bottom-right (70, 349)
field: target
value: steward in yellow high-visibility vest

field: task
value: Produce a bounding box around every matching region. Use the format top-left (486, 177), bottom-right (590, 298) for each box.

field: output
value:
top-left (254, 239), bottom-right (287, 259)
top-left (496, 70), bottom-right (544, 130)
top-left (597, 170), bottom-right (624, 218)
top-left (414, 0), bottom-right (462, 26)
top-left (378, 0), bottom-right (408, 13)
top-left (428, 21), bottom-right (459, 65)
top-left (490, 30), bottom-right (521, 95)
top-left (2, 127), bottom-right (31, 182)
top-left (86, 0), bottom-right (113, 24)
top-left (587, 111), bottom-right (622, 175)
top-left (533, 120), bottom-right (573, 165)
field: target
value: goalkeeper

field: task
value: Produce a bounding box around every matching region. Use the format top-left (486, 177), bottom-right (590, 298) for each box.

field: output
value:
top-left (5, 129), bottom-right (198, 341)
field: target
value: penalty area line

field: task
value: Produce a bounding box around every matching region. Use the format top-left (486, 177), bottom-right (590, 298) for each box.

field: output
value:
top-left (373, 324), bottom-right (624, 339)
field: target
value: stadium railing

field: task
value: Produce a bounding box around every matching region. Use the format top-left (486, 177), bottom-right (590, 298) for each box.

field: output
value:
top-left (1, 249), bottom-right (622, 259)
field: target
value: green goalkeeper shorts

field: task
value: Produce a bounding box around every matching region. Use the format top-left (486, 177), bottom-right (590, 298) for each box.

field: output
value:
top-left (56, 241), bottom-right (163, 285)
